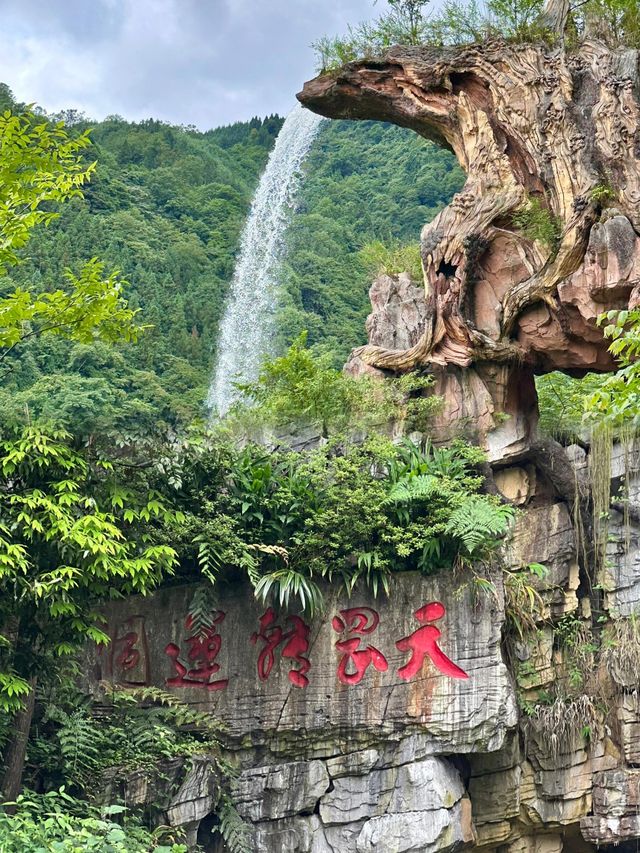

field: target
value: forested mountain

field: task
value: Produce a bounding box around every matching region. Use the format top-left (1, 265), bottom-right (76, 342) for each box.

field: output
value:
top-left (0, 86), bottom-right (462, 438)
top-left (278, 120), bottom-right (463, 363)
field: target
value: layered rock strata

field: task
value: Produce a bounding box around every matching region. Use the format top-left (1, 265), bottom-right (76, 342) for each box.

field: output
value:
top-left (90, 443), bottom-right (640, 852)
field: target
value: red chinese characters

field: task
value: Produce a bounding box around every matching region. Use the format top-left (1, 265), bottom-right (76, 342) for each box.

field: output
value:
top-left (251, 607), bottom-right (311, 688)
top-left (116, 632), bottom-right (139, 670)
top-left (332, 607), bottom-right (388, 685)
top-left (165, 612), bottom-right (228, 691)
top-left (396, 601), bottom-right (468, 681)
top-left (111, 616), bottom-right (150, 686)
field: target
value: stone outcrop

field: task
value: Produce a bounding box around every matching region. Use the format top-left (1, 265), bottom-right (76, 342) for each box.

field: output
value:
top-left (298, 40), bottom-right (640, 461)
top-left (298, 41), bottom-right (640, 378)
top-left (367, 272), bottom-right (431, 352)
top-left (87, 441), bottom-right (640, 852)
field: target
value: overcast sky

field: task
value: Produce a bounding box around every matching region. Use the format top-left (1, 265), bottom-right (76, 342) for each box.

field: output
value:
top-left (0, 0), bottom-right (379, 129)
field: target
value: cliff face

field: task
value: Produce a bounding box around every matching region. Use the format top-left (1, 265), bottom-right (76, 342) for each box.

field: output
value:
top-left (88, 40), bottom-right (640, 853)
top-left (89, 451), bottom-right (640, 852)
top-left (299, 41), bottom-right (640, 459)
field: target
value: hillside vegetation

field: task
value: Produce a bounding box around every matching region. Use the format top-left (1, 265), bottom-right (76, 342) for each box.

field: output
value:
top-left (0, 84), bottom-right (462, 439)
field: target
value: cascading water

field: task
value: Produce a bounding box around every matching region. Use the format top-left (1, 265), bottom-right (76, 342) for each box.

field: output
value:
top-left (208, 104), bottom-right (324, 417)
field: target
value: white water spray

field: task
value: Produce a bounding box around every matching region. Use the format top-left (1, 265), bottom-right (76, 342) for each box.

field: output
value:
top-left (208, 104), bottom-right (324, 416)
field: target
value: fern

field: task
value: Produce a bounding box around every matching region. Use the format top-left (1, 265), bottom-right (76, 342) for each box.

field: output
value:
top-left (110, 685), bottom-right (225, 737)
top-left (188, 583), bottom-right (220, 637)
top-left (385, 473), bottom-right (441, 503)
top-left (254, 568), bottom-right (324, 615)
top-left (193, 535), bottom-right (223, 585)
top-left (217, 792), bottom-right (252, 853)
top-left (236, 549), bottom-right (259, 589)
top-left (445, 496), bottom-right (515, 556)
top-left (48, 707), bottom-right (103, 787)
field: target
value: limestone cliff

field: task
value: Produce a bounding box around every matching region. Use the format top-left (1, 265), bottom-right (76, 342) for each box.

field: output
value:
top-left (87, 38), bottom-right (640, 853)
top-left (89, 446), bottom-right (640, 853)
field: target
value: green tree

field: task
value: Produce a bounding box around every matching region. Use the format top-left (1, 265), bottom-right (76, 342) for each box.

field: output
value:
top-left (0, 107), bottom-right (178, 803)
top-left (233, 331), bottom-right (374, 435)
top-left (1, 104), bottom-right (283, 431)
top-left (0, 110), bottom-right (93, 272)
top-left (0, 259), bottom-right (140, 372)
top-left (230, 332), bottom-right (440, 438)
top-left (377, 0), bottom-right (432, 43)
top-left (585, 308), bottom-right (640, 427)
top-left (0, 427), bottom-right (180, 800)
top-left (0, 110), bottom-right (141, 373)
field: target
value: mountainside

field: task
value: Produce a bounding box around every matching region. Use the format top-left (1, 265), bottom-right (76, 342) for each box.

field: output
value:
top-left (0, 88), bottom-right (462, 438)
top-left (277, 119), bottom-right (463, 364)
top-left (0, 106), bottom-right (283, 437)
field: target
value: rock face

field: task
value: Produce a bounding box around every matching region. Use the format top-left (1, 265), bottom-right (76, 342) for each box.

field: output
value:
top-left (298, 41), bottom-right (640, 378)
top-left (298, 41), bottom-right (640, 460)
top-left (90, 570), bottom-right (515, 851)
top-left (367, 272), bottom-right (430, 352)
top-left (92, 572), bottom-right (514, 753)
top-left (89, 443), bottom-right (640, 853)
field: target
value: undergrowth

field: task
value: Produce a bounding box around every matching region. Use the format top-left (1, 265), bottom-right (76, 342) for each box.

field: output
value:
top-left (512, 196), bottom-right (561, 252)
top-left (23, 679), bottom-right (250, 853)
top-left (358, 239), bottom-right (423, 283)
top-left (601, 613), bottom-right (640, 685)
top-left (524, 694), bottom-right (600, 759)
top-left (173, 435), bottom-right (516, 618)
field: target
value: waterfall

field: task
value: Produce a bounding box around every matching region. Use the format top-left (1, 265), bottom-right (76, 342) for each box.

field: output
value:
top-left (208, 104), bottom-right (324, 417)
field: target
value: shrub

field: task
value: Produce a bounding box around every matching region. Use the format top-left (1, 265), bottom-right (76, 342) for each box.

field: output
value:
top-left (358, 239), bottom-right (423, 282)
top-left (312, 0), bottom-right (553, 72)
top-left (512, 197), bottom-right (561, 251)
top-left (228, 332), bottom-right (441, 437)
top-left (312, 0), bottom-right (432, 72)
top-left (171, 435), bottom-right (515, 616)
top-left (0, 790), bottom-right (186, 852)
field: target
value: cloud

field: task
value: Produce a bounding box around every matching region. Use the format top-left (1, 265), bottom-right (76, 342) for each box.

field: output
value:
top-left (0, 0), bottom-right (375, 127)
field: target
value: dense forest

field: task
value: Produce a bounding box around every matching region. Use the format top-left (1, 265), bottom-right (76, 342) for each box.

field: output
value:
top-left (276, 120), bottom-right (463, 362)
top-left (0, 82), bottom-right (462, 439)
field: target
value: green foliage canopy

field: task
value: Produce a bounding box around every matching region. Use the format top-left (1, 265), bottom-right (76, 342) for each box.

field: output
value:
top-left (277, 120), bottom-right (463, 365)
top-left (0, 427), bottom-right (180, 712)
top-left (585, 308), bottom-right (640, 428)
top-left (168, 430), bottom-right (514, 617)
top-left (0, 110), bottom-right (141, 377)
top-left (0, 91), bottom-right (462, 432)
top-left (0, 111), bottom-right (93, 273)
top-left (0, 103), bottom-right (283, 436)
